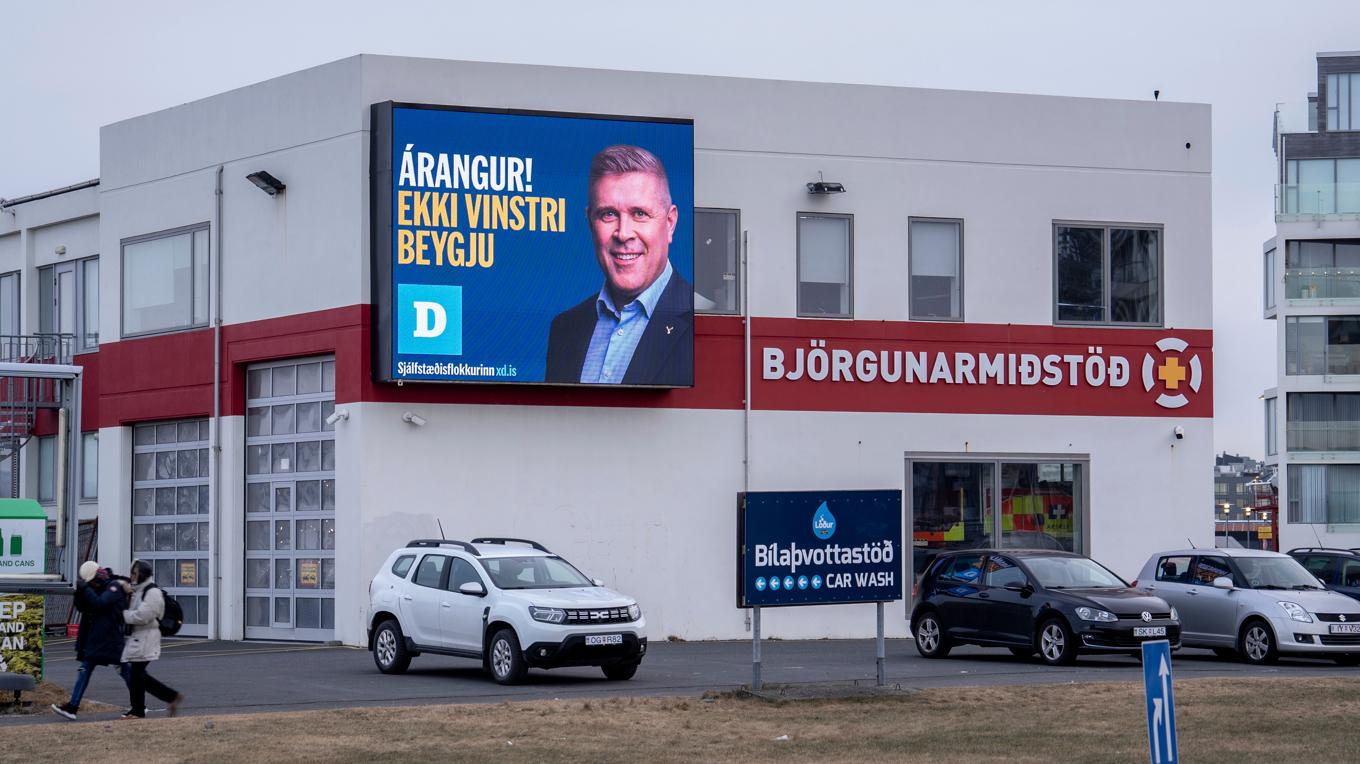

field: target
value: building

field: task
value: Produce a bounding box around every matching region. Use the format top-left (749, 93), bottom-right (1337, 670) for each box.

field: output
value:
top-left (1212, 452), bottom-right (1276, 549)
top-left (0, 55), bottom-right (1213, 644)
top-left (1266, 51), bottom-right (1360, 552)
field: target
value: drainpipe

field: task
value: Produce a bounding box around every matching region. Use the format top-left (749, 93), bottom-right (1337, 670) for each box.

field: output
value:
top-left (211, 165), bottom-right (224, 639)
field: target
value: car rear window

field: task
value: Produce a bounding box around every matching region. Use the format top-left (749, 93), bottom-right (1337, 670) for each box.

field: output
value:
top-left (391, 554), bottom-right (416, 578)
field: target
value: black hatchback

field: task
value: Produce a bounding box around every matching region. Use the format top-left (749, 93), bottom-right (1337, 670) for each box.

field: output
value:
top-left (911, 550), bottom-right (1181, 665)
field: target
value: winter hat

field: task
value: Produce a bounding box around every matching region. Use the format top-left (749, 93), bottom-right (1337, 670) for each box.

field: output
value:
top-left (79, 561), bottom-right (99, 582)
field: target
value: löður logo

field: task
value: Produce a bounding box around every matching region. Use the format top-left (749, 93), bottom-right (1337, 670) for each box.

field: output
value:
top-left (812, 501), bottom-right (837, 540)
top-left (398, 284), bottom-right (463, 356)
top-left (1141, 337), bottom-right (1202, 410)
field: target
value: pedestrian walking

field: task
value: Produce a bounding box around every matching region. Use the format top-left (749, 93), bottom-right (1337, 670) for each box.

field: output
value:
top-left (51, 561), bottom-right (126, 720)
top-left (118, 559), bottom-right (184, 719)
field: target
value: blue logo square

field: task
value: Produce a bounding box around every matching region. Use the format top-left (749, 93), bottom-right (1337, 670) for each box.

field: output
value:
top-left (398, 284), bottom-right (462, 356)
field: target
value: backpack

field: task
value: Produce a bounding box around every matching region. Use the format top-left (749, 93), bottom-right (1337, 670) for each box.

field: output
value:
top-left (148, 584), bottom-right (184, 637)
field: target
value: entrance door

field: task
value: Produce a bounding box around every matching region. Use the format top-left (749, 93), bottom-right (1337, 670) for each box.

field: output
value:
top-left (131, 419), bottom-right (211, 636)
top-left (244, 357), bottom-right (337, 641)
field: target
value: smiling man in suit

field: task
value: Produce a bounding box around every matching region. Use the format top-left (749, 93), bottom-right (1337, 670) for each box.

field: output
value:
top-left (544, 144), bottom-right (694, 386)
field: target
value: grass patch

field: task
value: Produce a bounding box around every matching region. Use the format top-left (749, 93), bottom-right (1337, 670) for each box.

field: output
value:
top-left (0, 681), bottom-right (119, 716)
top-left (7, 676), bottom-right (1355, 762)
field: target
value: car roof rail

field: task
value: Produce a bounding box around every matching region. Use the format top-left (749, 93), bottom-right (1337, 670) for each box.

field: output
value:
top-left (406, 539), bottom-right (480, 556)
top-left (1286, 547), bottom-right (1358, 556)
top-left (471, 537), bottom-right (551, 553)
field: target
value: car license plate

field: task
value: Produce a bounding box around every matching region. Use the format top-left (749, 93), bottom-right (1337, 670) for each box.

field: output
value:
top-left (1329, 624), bottom-right (1360, 634)
top-left (585, 634), bottom-right (623, 646)
top-left (1133, 627), bottom-right (1166, 637)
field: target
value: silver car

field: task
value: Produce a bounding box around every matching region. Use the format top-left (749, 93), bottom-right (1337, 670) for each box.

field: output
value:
top-left (1134, 548), bottom-right (1360, 666)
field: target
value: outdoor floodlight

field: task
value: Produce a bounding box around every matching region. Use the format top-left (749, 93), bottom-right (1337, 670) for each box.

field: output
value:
top-left (246, 171), bottom-right (286, 196)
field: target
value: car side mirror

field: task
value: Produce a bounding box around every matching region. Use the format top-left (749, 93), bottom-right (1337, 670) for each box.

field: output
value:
top-left (592, 578), bottom-right (604, 587)
top-left (458, 581), bottom-right (486, 597)
top-left (1319, 576), bottom-right (1329, 587)
top-left (1212, 576), bottom-right (1234, 590)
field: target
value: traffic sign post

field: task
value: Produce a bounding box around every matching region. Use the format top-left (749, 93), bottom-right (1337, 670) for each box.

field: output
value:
top-left (1141, 640), bottom-right (1179, 764)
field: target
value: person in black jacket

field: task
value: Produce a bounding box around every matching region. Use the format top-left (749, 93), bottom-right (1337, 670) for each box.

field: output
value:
top-left (51, 560), bottom-right (126, 720)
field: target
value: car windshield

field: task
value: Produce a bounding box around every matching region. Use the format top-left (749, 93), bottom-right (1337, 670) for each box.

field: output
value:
top-left (479, 555), bottom-right (593, 590)
top-left (1234, 556), bottom-right (1326, 590)
top-left (1024, 557), bottom-right (1127, 589)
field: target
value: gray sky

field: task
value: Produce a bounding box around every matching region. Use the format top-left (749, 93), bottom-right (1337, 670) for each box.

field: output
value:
top-left (6, 1), bottom-right (1356, 456)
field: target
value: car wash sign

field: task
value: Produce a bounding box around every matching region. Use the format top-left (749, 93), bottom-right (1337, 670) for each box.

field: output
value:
top-left (738, 490), bottom-right (902, 607)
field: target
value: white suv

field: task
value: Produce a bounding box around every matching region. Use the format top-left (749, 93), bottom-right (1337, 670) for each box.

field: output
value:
top-left (367, 537), bottom-right (647, 684)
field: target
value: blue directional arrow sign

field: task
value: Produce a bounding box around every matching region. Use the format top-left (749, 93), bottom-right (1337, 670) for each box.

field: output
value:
top-left (1141, 640), bottom-right (1178, 764)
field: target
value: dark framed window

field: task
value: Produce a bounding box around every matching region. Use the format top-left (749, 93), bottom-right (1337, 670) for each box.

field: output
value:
top-left (909, 218), bottom-right (962, 320)
top-left (122, 224), bottom-right (210, 337)
top-left (412, 554), bottom-right (448, 589)
top-left (694, 208), bottom-right (740, 314)
top-left (1054, 222), bottom-right (1161, 326)
top-left (797, 212), bottom-right (852, 318)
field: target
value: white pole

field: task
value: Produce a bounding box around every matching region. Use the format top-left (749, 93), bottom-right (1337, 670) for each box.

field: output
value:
top-left (876, 601), bottom-right (886, 686)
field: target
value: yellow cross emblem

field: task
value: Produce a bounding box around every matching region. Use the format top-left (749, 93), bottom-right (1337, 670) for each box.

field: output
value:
top-left (1157, 356), bottom-right (1187, 390)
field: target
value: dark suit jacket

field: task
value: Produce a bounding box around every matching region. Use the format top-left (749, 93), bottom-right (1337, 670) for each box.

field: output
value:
top-left (545, 270), bottom-right (694, 386)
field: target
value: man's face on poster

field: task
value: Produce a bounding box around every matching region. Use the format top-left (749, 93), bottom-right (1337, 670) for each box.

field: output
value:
top-left (587, 171), bottom-right (678, 305)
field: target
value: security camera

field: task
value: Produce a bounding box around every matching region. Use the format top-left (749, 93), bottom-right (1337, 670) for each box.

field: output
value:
top-left (1173, 426), bottom-right (1185, 440)
top-left (401, 411), bottom-right (427, 427)
top-left (324, 409), bottom-right (349, 426)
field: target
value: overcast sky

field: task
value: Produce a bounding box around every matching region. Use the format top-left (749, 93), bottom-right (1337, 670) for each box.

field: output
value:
top-left (6, 1), bottom-right (1357, 457)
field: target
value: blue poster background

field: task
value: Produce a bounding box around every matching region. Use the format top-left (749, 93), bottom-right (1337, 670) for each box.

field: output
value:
top-left (739, 490), bottom-right (903, 608)
top-left (390, 106), bottom-right (694, 384)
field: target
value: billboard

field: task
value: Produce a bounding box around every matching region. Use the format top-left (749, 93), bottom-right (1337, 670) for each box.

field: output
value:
top-left (738, 490), bottom-right (903, 608)
top-left (371, 102), bottom-right (695, 387)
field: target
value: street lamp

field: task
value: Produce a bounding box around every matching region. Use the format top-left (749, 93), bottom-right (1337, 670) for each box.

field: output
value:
top-left (1245, 507), bottom-right (1254, 549)
top-left (1220, 504), bottom-right (1230, 546)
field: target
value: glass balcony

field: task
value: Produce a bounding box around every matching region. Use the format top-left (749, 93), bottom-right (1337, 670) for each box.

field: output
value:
top-left (1278, 183), bottom-right (1360, 216)
top-left (1274, 100), bottom-right (1315, 139)
top-left (1285, 269), bottom-right (1360, 300)
top-left (1288, 421), bottom-right (1360, 452)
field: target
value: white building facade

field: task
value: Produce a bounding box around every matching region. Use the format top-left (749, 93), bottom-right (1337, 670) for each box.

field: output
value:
top-left (0, 55), bottom-right (1213, 645)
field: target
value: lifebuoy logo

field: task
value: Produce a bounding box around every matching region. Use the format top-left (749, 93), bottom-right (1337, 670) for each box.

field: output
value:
top-left (1141, 337), bottom-right (1203, 410)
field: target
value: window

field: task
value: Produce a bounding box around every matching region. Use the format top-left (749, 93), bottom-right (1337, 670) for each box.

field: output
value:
top-left (1288, 464), bottom-right (1360, 524)
top-left (37, 435), bottom-right (55, 503)
top-left (1286, 392), bottom-right (1360, 451)
top-left (909, 218), bottom-right (962, 320)
top-left (449, 557), bottom-right (483, 591)
top-left (122, 226), bottom-right (210, 337)
top-left (1300, 555), bottom-right (1337, 581)
top-left (1327, 72), bottom-right (1360, 131)
top-left (1264, 247), bottom-right (1276, 311)
top-left (390, 555), bottom-right (416, 578)
top-left (797, 213), bottom-right (852, 317)
top-left (1054, 223), bottom-right (1160, 325)
top-left (1155, 556), bottom-right (1192, 583)
top-left (983, 556), bottom-right (1027, 588)
top-left (937, 554), bottom-right (985, 584)
top-left (83, 258), bottom-right (99, 349)
top-left (412, 555), bottom-right (448, 588)
top-left (1285, 317), bottom-right (1325, 374)
top-left (37, 257), bottom-right (99, 353)
top-left (1191, 556), bottom-right (1233, 586)
top-left (0, 271), bottom-right (18, 337)
top-left (694, 209), bottom-right (739, 314)
top-left (1284, 160), bottom-right (1360, 214)
top-left (1343, 559), bottom-right (1360, 588)
top-left (81, 432), bottom-right (97, 500)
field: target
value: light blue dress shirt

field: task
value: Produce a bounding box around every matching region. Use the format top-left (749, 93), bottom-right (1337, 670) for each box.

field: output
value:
top-left (579, 261), bottom-right (674, 384)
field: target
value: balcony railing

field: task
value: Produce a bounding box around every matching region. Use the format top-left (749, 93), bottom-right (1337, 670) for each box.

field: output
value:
top-left (1285, 269), bottom-right (1360, 300)
top-left (1278, 183), bottom-right (1360, 216)
top-left (1287, 421), bottom-right (1360, 452)
top-left (0, 334), bottom-right (74, 365)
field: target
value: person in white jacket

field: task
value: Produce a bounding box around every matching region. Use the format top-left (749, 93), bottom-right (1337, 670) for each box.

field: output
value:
top-left (118, 560), bottom-right (184, 719)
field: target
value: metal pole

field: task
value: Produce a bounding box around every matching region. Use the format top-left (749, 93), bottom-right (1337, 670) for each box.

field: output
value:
top-left (752, 605), bottom-right (762, 690)
top-left (876, 601), bottom-right (885, 686)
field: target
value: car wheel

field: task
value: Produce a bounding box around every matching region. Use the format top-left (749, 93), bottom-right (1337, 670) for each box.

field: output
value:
top-left (914, 611), bottom-right (952, 658)
top-left (1008, 647), bottom-right (1034, 658)
top-left (1331, 653), bottom-right (1360, 667)
top-left (1238, 619), bottom-right (1279, 665)
top-left (602, 661), bottom-right (640, 680)
top-left (1036, 618), bottom-right (1077, 666)
top-left (488, 628), bottom-right (528, 685)
top-left (372, 620), bottom-right (411, 675)
top-left (1212, 647), bottom-right (1238, 660)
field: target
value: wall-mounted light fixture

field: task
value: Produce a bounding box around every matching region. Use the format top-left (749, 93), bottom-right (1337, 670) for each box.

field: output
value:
top-left (401, 411), bottom-right (427, 427)
top-left (806, 171), bottom-right (845, 195)
top-left (246, 171), bottom-right (286, 196)
top-left (324, 408), bottom-right (349, 426)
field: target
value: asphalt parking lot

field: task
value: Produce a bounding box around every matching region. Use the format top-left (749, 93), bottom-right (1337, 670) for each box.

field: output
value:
top-left (10, 635), bottom-right (1357, 724)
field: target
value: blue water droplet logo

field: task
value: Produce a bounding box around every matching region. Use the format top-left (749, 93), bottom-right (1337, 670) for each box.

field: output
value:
top-left (812, 501), bottom-right (837, 540)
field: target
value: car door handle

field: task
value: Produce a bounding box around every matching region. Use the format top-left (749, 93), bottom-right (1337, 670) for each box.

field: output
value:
top-left (440, 602), bottom-right (452, 608)
top-left (1186, 590), bottom-right (1199, 596)
top-left (401, 595), bottom-right (412, 601)
top-left (978, 592), bottom-right (991, 599)
top-left (1145, 586), bottom-right (1156, 591)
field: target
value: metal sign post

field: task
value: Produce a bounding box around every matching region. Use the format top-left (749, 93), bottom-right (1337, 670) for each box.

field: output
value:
top-left (752, 606), bottom-right (761, 690)
top-left (1141, 640), bottom-right (1178, 764)
top-left (876, 601), bottom-right (885, 686)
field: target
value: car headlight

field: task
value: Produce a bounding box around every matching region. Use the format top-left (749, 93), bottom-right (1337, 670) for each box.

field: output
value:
top-left (1075, 607), bottom-right (1117, 622)
top-left (529, 606), bottom-right (566, 624)
top-left (1277, 601), bottom-right (1313, 623)
top-left (1169, 607), bottom-right (1179, 622)
top-left (628, 603), bottom-right (641, 621)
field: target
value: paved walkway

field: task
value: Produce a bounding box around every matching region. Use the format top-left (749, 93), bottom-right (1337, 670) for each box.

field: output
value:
top-left (9, 635), bottom-right (1355, 724)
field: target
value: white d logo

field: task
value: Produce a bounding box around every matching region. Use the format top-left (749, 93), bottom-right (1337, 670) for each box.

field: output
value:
top-left (412, 301), bottom-right (447, 338)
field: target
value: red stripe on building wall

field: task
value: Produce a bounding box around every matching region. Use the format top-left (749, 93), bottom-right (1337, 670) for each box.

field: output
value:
top-left (78, 305), bottom-right (1211, 428)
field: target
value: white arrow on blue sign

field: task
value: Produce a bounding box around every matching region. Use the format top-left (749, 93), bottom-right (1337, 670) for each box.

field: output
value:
top-left (1140, 640), bottom-right (1178, 764)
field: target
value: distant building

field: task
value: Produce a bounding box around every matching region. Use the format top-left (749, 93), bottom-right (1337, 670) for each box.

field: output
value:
top-left (1213, 453), bottom-right (1276, 549)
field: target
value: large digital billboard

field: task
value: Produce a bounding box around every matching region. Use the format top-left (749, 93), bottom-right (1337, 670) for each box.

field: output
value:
top-left (371, 102), bottom-right (695, 387)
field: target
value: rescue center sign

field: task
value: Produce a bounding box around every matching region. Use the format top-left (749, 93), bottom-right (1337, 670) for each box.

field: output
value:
top-left (752, 319), bottom-right (1212, 418)
top-left (738, 490), bottom-right (902, 608)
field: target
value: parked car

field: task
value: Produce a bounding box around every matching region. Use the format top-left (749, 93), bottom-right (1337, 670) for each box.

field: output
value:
top-left (911, 549), bottom-right (1180, 666)
top-left (367, 537), bottom-right (646, 684)
top-left (1286, 548), bottom-right (1360, 603)
top-left (1134, 548), bottom-right (1360, 666)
